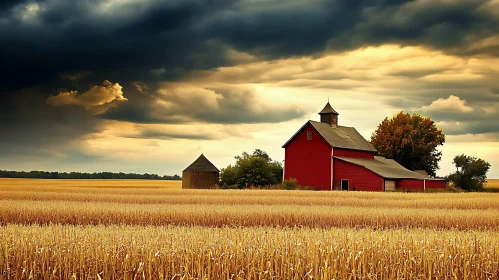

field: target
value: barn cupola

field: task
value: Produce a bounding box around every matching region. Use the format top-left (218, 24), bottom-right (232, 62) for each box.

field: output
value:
top-left (318, 101), bottom-right (339, 126)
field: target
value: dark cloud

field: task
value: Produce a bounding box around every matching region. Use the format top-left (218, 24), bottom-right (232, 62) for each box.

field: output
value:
top-left (2, 0), bottom-right (498, 92)
top-left (442, 120), bottom-right (499, 136)
top-left (0, 0), bottom-right (21, 11)
top-left (123, 127), bottom-right (221, 141)
top-left (354, 1), bottom-right (490, 49)
top-left (1, 0), bottom-right (499, 162)
top-left (386, 68), bottom-right (448, 78)
top-left (0, 0), bottom-right (235, 92)
top-left (0, 88), bottom-right (102, 158)
top-left (103, 85), bottom-right (306, 124)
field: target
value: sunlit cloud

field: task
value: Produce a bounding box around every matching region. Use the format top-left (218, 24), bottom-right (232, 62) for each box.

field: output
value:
top-left (421, 95), bottom-right (473, 113)
top-left (104, 83), bottom-right (306, 124)
top-left (47, 80), bottom-right (127, 112)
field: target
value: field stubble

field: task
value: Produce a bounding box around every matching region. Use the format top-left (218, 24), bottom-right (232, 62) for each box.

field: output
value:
top-left (1, 179), bottom-right (499, 279)
top-left (2, 225), bottom-right (499, 280)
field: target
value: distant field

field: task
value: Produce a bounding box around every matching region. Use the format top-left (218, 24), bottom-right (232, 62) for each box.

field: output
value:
top-left (0, 178), bottom-right (182, 188)
top-left (1, 178), bottom-right (499, 279)
top-left (485, 179), bottom-right (499, 189)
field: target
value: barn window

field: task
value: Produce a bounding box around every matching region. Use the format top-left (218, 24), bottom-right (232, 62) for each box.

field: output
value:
top-left (341, 179), bottom-right (349, 191)
top-left (306, 131), bottom-right (312, 140)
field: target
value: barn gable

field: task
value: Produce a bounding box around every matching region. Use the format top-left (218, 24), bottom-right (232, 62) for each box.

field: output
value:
top-left (282, 120), bottom-right (376, 153)
top-left (283, 122), bottom-right (333, 190)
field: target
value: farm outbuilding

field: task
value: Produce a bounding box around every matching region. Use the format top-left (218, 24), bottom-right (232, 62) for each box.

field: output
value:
top-left (282, 102), bottom-right (446, 192)
top-left (182, 154), bottom-right (220, 189)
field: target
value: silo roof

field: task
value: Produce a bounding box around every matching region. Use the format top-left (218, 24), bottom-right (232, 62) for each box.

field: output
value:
top-left (183, 154), bottom-right (220, 172)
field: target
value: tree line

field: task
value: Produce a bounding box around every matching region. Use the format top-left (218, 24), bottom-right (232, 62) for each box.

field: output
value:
top-left (0, 170), bottom-right (181, 180)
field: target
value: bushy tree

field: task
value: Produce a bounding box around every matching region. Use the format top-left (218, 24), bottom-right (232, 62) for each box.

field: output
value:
top-left (220, 149), bottom-right (283, 188)
top-left (447, 154), bottom-right (491, 191)
top-left (371, 112), bottom-right (445, 176)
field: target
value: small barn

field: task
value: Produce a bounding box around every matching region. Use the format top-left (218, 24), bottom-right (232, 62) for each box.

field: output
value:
top-left (182, 154), bottom-right (220, 189)
top-left (282, 102), bottom-right (446, 192)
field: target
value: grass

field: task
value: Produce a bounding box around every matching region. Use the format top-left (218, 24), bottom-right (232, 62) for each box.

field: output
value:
top-left (1, 178), bottom-right (499, 279)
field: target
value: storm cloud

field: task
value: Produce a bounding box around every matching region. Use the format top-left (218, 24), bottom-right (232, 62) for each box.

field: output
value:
top-left (1, 0), bottom-right (499, 175)
top-left (2, 0), bottom-right (498, 92)
top-left (0, 90), bottom-right (101, 157)
top-left (47, 80), bottom-right (127, 111)
top-left (103, 84), bottom-right (305, 124)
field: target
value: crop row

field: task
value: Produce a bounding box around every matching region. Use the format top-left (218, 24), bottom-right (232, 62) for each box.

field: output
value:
top-left (1, 200), bottom-right (498, 230)
top-left (1, 225), bottom-right (498, 279)
top-left (2, 185), bottom-right (499, 210)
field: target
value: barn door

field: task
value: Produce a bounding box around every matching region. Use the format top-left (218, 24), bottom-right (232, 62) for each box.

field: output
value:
top-left (341, 180), bottom-right (349, 191)
top-left (385, 180), bottom-right (396, 192)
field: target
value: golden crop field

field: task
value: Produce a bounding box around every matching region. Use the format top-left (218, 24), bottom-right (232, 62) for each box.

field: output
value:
top-left (485, 179), bottom-right (499, 189)
top-left (1, 178), bottom-right (499, 279)
top-left (0, 178), bottom-right (182, 189)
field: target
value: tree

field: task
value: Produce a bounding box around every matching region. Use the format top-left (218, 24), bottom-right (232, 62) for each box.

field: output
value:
top-left (220, 149), bottom-right (283, 188)
top-left (447, 154), bottom-right (491, 191)
top-left (370, 112), bottom-right (445, 176)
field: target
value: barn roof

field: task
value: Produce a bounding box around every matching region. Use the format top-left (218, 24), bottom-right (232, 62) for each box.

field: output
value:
top-left (282, 120), bottom-right (377, 152)
top-left (334, 156), bottom-right (442, 180)
top-left (414, 170), bottom-right (429, 176)
top-left (183, 154), bottom-right (220, 172)
top-left (318, 102), bottom-right (339, 115)
top-left (310, 121), bottom-right (377, 152)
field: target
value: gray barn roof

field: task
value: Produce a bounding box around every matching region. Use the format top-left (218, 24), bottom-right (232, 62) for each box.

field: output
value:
top-left (334, 156), bottom-right (442, 180)
top-left (310, 121), bottom-right (377, 152)
top-left (282, 120), bottom-right (377, 152)
top-left (319, 102), bottom-right (339, 115)
top-left (183, 154), bottom-right (220, 172)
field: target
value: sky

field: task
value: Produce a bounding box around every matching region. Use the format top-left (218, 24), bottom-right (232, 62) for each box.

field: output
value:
top-left (1, 0), bottom-right (499, 178)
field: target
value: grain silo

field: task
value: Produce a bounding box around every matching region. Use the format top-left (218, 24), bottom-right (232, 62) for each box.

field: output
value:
top-left (182, 154), bottom-right (220, 189)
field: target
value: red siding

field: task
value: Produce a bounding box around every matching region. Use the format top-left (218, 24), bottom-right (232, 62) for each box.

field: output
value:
top-left (397, 179), bottom-right (446, 192)
top-left (284, 123), bottom-right (332, 190)
top-left (333, 159), bottom-right (384, 191)
top-left (398, 179), bottom-right (424, 191)
top-left (426, 180), bottom-right (446, 189)
top-left (333, 148), bottom-right (375, 159)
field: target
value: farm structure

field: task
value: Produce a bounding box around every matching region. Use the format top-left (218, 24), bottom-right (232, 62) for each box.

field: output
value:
top-left (182, 154), bottom-right (220, 189)
top-left (282, 102), bottom-right (446, 191)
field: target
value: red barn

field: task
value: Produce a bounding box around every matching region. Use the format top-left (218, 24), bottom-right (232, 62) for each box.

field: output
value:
top-left (282, 102), bottom-right (446, 191)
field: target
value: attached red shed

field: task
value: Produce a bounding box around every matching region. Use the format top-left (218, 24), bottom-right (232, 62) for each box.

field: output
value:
top-left (333, 156), bottom-right (446, 191)
top-left (282, 102), bottom-right (446, 191)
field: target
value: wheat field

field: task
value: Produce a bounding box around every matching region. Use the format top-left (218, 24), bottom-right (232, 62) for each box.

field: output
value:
top-left (0, 178), bottom-right (182, 189)
top-left (1, 178), bottom-right (499, 279)
top-left (485, 179), bottom-right (499, 189)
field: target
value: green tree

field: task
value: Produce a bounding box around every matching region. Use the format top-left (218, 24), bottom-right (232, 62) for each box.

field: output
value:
top-left (447, 154), bottom-right (491, 191)
top-left (370, 112), bottom-right (445, 176)
top-left (220, 149), bottom-right (283, 188)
